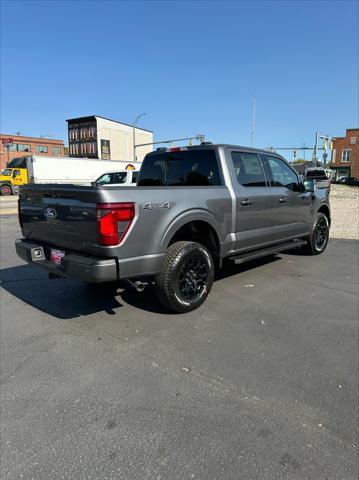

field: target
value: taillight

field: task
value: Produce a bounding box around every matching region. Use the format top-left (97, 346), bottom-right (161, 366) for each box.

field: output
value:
top-left (96, 202), bottom-right (135, 246)
top-left (18, 199), bottom-right (23, 229)
top-left (168, 147), bottom-right (183, 152)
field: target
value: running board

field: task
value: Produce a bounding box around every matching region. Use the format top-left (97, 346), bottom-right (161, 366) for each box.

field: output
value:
top-left (230, 239), bottom-right (307, 265)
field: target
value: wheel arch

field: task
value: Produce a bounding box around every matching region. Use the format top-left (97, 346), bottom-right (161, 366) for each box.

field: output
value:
top-left (161, 211), bottom-right (221, 264)
top-left (317, 204), bottom-right (331, 226)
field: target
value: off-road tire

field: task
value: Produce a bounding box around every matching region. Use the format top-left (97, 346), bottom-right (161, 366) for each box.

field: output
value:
top-left (155, 241), bottom-right (214, 313)
top-left (302, 212), bottom-right (330, 255)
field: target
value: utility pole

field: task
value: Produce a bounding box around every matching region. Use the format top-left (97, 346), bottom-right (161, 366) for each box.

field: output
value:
top-left (133, 113), bottom-right (146, 162)
top-left (251, 96), bottom-right (256, 148)
top-left (313, 131), bottom-right (318, 163)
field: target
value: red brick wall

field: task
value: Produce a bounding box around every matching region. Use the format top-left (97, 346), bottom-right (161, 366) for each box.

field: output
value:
top-left (330, 128), bottom-right (359, 178)
top-left (0, 134), bottom-right (65, 170)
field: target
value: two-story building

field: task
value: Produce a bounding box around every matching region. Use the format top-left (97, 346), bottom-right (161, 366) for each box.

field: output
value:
top-left (330, 128), bottom-right (359, 180)
top-left (0, 134), bottom-right (65, 171)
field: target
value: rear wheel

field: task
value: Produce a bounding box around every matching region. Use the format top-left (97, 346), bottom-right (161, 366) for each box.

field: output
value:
top-left (302, 212), bottom-right (329, 255)
top-left (155, 241), bottom-right (214, 313)
top-left (0, 184), bottom-right (13, 196)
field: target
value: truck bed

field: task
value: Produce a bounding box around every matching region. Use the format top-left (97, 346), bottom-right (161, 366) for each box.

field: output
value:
top-left (18, 182), bottom-right (232, 262)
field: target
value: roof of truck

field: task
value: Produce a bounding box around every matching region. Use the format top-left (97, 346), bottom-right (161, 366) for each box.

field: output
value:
top-left (151, 143), bottom-right (285, 157)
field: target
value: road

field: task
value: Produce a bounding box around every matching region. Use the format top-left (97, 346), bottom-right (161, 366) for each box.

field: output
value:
top-left (0, 214), bottom-right (358, 479)
top-left (0, 194), bottom-right (18, 215)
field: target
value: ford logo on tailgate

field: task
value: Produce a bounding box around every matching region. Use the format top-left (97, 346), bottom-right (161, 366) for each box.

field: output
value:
top-left (44, 207), bottom-right (57, 218)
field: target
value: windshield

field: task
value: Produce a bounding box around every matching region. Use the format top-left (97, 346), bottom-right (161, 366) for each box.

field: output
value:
top-left (95, 172), bottom-right (127, 185)
top-left (1, 169), bottom-right (12, 176)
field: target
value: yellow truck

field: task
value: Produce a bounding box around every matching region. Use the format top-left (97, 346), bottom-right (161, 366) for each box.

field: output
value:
top-left (0, 156), bottom-right (139, 195)
top-left (0, 162), bottom-right (28, 195)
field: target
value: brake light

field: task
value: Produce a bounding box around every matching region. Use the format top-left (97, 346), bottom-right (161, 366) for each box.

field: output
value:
top-left (18, 199), bottom-right (23, 229)
top-left (96, 202), bottom-right (135, 246)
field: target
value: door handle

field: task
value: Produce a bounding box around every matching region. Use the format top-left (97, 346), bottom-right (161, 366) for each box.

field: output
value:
top-left (278, 197), bottom-right (287, 204)
top-left (241, 199), bottom-right (252, 206)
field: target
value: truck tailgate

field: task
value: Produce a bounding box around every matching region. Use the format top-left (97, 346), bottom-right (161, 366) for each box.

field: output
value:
top-left (19, 184), bottom-right (102, 252)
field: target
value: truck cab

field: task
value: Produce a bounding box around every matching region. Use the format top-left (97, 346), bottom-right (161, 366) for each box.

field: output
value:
top-left (0, 166), bottom-right (28, 195)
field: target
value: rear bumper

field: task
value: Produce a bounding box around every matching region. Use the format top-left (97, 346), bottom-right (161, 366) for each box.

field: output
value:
top-left (15, 239), bottom-right (118, 283)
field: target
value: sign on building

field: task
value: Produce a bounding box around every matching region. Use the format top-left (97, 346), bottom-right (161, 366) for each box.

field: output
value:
top-left (1, 138), bottom-right (13, 147)
top-left (101, 139), bottom-right (111, 160)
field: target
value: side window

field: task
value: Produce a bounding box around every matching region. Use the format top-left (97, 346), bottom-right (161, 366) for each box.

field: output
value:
top-left (97, 174), bottom-right (111, 184)
top-left (263, 156), bottom-right (299, 191)
top-left (131, 172), bottom-right (138, 183)
top-left (231, 151), bottom-right (267, 187)
top-left (112, 173), bottom-right (126, 184)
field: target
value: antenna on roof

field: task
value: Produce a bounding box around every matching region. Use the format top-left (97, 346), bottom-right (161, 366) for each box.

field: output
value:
top-left (251, 96), bottom-right (256, 148)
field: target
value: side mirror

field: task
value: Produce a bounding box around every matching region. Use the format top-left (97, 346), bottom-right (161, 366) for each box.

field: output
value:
top-left (303, 179), bottom-right (315, 192)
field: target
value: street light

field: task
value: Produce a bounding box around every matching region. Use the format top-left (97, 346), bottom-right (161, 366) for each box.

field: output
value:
top-left (133, 113), bottom-right (147, 162)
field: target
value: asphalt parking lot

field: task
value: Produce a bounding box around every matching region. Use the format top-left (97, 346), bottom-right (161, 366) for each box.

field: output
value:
top-left (1, 213), bottom-right (358, 479)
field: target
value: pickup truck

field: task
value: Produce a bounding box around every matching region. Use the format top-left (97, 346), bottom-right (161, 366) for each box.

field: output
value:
top-left (93, 170), bottom-right (139, 187)
top-left (16, 144), bottom-right (331, 313)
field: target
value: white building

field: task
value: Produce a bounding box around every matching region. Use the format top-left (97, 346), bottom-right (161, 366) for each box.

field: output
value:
top-left (67, 115), bottom-right (153, 163)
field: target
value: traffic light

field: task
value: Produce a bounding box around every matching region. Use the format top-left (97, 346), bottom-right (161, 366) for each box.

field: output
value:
top-left (293, 150), bottom-right (296, 158)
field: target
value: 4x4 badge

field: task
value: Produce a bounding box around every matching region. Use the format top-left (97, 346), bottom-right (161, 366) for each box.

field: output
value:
top-left (143, 201), bottom-right (175, 210)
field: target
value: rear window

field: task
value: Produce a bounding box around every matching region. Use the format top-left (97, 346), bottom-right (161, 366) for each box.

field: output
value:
top-left (137, 150), bottom-right (222, 186)
top-left (306, 170), bottom-right (327, 180)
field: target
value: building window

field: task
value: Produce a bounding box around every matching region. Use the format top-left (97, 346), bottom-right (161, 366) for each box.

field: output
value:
top-left (350, 137), bottom-right (357, 145)
top-left (8, 143), bottom-right (31, 152)
top-left (331, 149), bottom-right (336, 164)
top-left (341, 150), bottom-right (351, 162)
top-left (18, 144), bottom-right (31, 152)
top-left (36, 145), bottom-right (48, 153)
top-left (52, 147), bottom-right (61, 155)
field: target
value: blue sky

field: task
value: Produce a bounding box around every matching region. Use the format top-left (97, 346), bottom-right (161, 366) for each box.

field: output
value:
top-left (1, 0), bottom-right (358, 160)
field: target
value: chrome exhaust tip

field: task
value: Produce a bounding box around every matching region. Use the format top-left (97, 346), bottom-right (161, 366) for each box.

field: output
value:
top-left (126, 279), bottom-right (146, 292)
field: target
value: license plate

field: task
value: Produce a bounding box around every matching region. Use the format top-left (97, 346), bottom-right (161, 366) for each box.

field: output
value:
top-left (50, 248), bottom-right (65, 265)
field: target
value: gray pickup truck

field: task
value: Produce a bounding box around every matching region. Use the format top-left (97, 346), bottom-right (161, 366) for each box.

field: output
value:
top-left (16, 144), bottom-right (330, 312)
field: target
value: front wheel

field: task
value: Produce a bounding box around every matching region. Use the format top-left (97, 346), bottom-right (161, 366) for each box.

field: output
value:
top-left (0, 184), bottom-right (13, 196)
top-left (302, 212), bottom-right (330, 255)
top-left (155, 241), bottom-right (214, 313)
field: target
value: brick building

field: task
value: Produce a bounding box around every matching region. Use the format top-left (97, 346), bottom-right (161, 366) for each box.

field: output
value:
top-left (330, 128), bottom-right (359, 180)
top-left (0, 134), bottom-right (65, 170)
